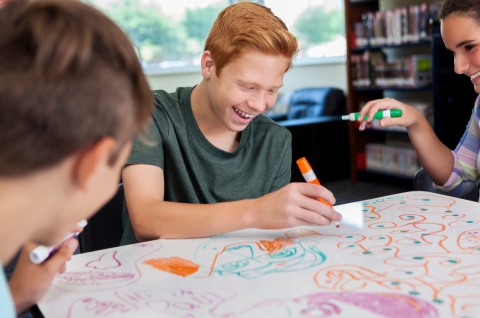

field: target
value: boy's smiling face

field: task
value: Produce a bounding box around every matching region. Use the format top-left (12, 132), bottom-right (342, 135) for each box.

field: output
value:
top-left (205, 50), bottom-right (289, 132)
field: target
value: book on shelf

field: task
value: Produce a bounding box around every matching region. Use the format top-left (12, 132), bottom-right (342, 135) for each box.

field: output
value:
top-left (0, 0), bottom-right (14, 5)
top-left (352, 2), bottom-right (442, 49)
top-left (366, 143), bottom-right (421, 177)
top-left (352, 52), bottom-right (432, 89)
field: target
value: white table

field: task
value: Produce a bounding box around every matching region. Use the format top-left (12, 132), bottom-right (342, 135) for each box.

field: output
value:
top-left (38, 192), bottom-right (480, 318)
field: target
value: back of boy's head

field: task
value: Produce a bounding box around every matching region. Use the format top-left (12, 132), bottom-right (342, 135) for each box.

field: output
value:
top-left (0, 0), bottom-right (153, 177)
top-left (439, 0), bottom-right (480, 23)
top-left (205, 2), bottom-right (299, 77)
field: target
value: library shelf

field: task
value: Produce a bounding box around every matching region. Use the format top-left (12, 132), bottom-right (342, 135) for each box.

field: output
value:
top-left (351, 40), bottom-right (431, 52)
top-left (349, 0), bottom-right (377, 5)
top-left (344, 0), bottom-right (477, 183)
top-left (353, 86), bottom-right (433, 93)
top-left (358, 169), bottom-right (414, 181)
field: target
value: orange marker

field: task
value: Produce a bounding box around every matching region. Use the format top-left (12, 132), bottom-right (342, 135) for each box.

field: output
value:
top-left (296, 157), bottom-right (339, 228)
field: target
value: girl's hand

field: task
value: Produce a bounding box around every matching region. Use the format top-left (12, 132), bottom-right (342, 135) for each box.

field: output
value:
top-left (357, 97), bottom-right (424, 131)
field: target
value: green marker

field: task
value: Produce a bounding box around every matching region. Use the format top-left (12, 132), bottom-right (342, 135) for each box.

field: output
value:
top-left (342, 110), bottom-right (402, 121)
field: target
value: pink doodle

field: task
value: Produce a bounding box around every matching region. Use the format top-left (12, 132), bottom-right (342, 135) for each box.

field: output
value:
top-left (86, 251), bottom-right (121, 270)
top-left (114, 288), bottom-right (237, 317)
top-left (53, 243), bottom-right (163, 293)
top-left (55, 271), bottom-right (135, 286)
top-left (237, 292), bottom-right (438, 318)
top-left (66, 297), bottom-right (134, 318)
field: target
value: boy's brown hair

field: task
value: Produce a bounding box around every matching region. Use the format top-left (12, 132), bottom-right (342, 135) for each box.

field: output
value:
top-left (0, 0), bottom-right (153, 176)
top-left (205, 2), bottom-right (299, 77)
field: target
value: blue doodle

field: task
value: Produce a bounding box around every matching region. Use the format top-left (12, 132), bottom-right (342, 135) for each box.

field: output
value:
top-left (194, 233), bottom-right (327, 279)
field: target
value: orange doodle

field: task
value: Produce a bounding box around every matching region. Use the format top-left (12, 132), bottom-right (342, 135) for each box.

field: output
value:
top-left (143, 257), bottom-right (200, 277)
top-left (259, 238), bottom-right (295, 254)
top-left (285, 228), bottom-right (321, 239)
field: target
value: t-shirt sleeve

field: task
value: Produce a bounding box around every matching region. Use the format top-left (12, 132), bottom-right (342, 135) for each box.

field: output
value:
top-left (434, 96), bottom-right (480, 196)
top-left (126, 109), bottom-right (168, 170)
top-left (270, 133), bottom-right (292, 192)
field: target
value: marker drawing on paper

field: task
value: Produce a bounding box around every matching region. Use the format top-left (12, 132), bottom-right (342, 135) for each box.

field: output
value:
top-left (38, 192), bottom-right (480, 318)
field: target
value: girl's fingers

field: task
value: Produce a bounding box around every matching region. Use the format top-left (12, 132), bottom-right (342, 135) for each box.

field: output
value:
top-left (358, 100), bottom-right (375, 122)
top-left (380, 117), bottom-right (404, 127)
top-left (361, 98), bottom-right (402, 124)
top-left (365, 104), bottom-right (379, 122)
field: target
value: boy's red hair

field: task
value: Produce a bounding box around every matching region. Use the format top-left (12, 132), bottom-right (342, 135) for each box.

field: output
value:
top-left (205, 2), bottom-right (299, 76)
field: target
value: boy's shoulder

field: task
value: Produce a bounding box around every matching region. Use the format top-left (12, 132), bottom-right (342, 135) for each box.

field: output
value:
top-left (251, 114), bottom-right (292, 140)
top-left (153, 87), bottom-right (190, 110)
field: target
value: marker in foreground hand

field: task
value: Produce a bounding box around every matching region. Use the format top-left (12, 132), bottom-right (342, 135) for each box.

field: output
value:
top-left (29, 219), bottom-right (88, 265)
top-left (296, 157), bottom-right (339, 228)
top-left (342, 109), bottom-right (402, 121)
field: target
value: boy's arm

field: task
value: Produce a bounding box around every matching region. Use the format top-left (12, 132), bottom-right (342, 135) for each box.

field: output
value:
top-left (123, 164), bottom-right (341, 241)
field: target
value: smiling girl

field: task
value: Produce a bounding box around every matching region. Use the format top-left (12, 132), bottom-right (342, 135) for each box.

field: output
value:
top-left (358, 0), bottom-right (480, 200)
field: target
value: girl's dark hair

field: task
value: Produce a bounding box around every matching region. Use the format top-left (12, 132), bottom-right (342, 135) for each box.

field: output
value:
top-left (0, 0), bottom-right (154, 176)
top-left (438, 0), bottom-right (480, 23)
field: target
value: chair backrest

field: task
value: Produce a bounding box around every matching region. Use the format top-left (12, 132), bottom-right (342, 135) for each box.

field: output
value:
top-left (78, 184), bottom-right (125, 253)
top-left (414, 168), bottom-right (479, 201)
top-left (287, 87), bottom-right (345, 120)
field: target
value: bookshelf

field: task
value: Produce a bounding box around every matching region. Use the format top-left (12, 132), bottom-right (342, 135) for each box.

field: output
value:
top-left (351, 40), bottom-right (431, 52)
top-left (344, 0), bottom-right (478, 183)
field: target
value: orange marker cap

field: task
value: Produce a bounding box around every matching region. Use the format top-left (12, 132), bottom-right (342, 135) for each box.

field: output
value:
top-left (296, 157), bottom-right (334, 210)
top-left (296, 157), bottom-right (312, 175)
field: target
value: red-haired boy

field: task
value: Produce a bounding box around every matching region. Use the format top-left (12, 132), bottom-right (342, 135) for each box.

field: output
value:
top-left (121, 2), bottom-right (341, 244)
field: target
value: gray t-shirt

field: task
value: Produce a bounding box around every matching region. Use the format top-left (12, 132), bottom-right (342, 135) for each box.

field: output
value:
top-left (120, 86), bottom-right (292, 245)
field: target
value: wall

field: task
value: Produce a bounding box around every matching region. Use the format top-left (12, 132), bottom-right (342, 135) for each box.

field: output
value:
top-left (146, 62), bottom-right (347, 94)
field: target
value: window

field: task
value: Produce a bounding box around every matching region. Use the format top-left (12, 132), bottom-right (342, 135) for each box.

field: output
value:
top-left (266, 0), bottom-right (345, 59)
top-left (92, 0), bottom-right (345, 72)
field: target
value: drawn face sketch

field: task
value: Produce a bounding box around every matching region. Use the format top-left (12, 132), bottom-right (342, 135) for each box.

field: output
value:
top-left (194, 233), bottom-right (326, 279)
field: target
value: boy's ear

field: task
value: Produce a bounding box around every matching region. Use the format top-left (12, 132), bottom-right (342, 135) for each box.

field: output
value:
top-left (201, 50), bottom-right (215, 79)
top-left (71, 137), bottom-right (116, 189)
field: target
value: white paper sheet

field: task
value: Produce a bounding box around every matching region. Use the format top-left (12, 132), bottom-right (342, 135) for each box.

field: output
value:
top-left (38, 191), bottom-right (480, 317)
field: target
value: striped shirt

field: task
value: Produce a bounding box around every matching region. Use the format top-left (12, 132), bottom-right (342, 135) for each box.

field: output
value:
top-left (434, 96), bottom-right (480, 200)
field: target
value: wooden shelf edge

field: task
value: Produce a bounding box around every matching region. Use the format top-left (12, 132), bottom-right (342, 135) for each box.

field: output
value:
top-left (351, 40), bottom-right (432, 52)
top-left (353, 86), bottom-right (433, 92)
top-left (349, 0), bottom-right (377, 5)
top-left (358, 169), bottom-right (415, 181)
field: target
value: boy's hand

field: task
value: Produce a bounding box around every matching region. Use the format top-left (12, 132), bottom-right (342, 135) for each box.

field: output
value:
top-left (253, 183), bottom-right (341, 228)
top-left (357, 97), bottom-right (424, 131)
top-left (8, 238), bottom-right (78, 314)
